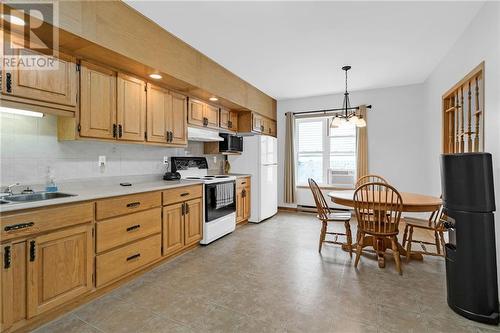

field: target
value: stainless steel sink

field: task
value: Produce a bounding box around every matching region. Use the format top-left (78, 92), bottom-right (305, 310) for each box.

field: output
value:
top-left (5, 192), bottom-right (76, 202)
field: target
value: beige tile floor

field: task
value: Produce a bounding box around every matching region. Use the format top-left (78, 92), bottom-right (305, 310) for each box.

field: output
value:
top-left (33, 212), bottom-right (500, 333)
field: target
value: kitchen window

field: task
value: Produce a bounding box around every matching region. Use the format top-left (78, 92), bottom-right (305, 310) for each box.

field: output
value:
top-left (295, 116), bottom-right (357, 188)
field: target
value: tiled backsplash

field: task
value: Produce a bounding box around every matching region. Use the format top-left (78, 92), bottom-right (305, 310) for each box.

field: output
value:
top-left (0, 113), bottom-right (223, 186)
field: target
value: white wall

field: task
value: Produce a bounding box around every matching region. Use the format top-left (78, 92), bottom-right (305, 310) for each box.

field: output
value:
top-left (423, 2), bottom-right (500, 296)
top-left (0, 113), bottom-right (223, 186)
top-left (277, 83), bottom-right (428, 208)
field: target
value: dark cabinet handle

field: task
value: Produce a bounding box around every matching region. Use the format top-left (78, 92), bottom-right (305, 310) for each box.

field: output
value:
top-left (241, 181), bottom-right (246, 185)
top-left (29, 240), bottom-right (36, 262)
top-left (168, 131), bottom-right (171, 142)
top-left (4, 246), bottom-right (11, 269)
top-left (126, 202), bottom-right (141, 208)
top-left (6, 73), bottom-right (12, 93)
top-left (126, 253), bottom-right (141, 261)
top-left (113, 124), bottom-right (117, 138)
top-left (181, 202), bottom-right (186, 215)
top-left (180, 192), bottom-right (189, 197)
top-left (169, 131), bottom-right (173, 142)
top-left (118, 124), bottom-right (123, 138)
top-left (126, 224), bottom-right (141, 232)
top-left (4, 222), bottom-right (34, 232)
top-left (260, 125), bottom-right (264, 132)
top-left (228, 120), bottom-right (232, 128)
top-left (185, 203), bottom-right (190, 214)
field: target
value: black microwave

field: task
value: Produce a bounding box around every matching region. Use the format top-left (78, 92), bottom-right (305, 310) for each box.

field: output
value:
top-left (219, 133), bottom-right (243, 153)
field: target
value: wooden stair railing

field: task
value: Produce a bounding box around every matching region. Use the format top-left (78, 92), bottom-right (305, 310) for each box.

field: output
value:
top-left (442, 62), bottom-right (484, 154)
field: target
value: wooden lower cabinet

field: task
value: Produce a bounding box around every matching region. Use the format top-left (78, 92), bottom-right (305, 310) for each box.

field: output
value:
top-left (27, 224), bottom-right (94, 318)
top-left (184, 198), bottom-right (203, 246)
top-left (236, 177), bottom-right (251, 224)
top-left (96, 234), bottom-right (161, 287)
top-left (162, 203), bottom-right (185, 257)
top-left (1, 241), bottom-right (27, 332)
top-left (162, 197), bottom-right (203, 256)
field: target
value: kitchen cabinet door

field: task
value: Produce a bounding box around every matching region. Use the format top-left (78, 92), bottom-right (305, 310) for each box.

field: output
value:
top-left (184, 198), bottom-right (203, 246)
top-left (146, 83), bottom-right (170, 144)
top-left (235, 188), bottom-right (245, 223)
top-left (2, 47), bottom-right (77, 110)
top-left (1, 241), bottom-right (27, 332)
top-left (27, 224), bottom-right (93, 318)
top-left (170, 92), bottom-right (188, 145)
top-left (204, 104), bottom-right (219, 129)
top-left (162, 203), bottom-right (184, 256)
top-left (219, 109), bottom-right (230, 129)
top-left (117, 73), bottom-right (146, 142)
top-left (243, 186), bottom-right (251, 220)
top-left (188, 99), bottom-right (205, 127)
top-left (229, 111), bottom-right (239, 131)
top-left (79, 61), bottom-right (117, 139)
top-left (252, 113), bottom-right (263, 133)
top-left (270, 119), bottom-right (277, 137)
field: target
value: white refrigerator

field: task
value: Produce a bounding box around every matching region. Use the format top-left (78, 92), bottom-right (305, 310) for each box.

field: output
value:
top-left (228, 135), bottom-right (278, 223)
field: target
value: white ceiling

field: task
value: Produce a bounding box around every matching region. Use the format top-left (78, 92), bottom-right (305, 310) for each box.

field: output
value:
top-left (126, 1), bottom-right (484, 100)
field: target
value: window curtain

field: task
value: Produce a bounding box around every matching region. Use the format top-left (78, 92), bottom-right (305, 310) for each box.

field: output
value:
top-left (356, 105), bottom-right (368, 179)
top-left (284, 112), bottom-right (296, 203)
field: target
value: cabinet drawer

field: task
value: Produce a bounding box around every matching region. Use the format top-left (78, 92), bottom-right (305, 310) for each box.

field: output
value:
top-left (163, 185), bottom-right (202, 206)
top-left (96, 234), bottom-right (161, 287)
top-left (1, 203), bottom-right (93, 241)
top-left (236, 177), bottom-right (250, 189)
top-left (96, 192), bottom-right (161, 220)
top-left (96, 208), bottom-right (161, 253)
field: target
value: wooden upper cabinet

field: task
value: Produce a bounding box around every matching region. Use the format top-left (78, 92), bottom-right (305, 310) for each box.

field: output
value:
top-left (204, 104), bottom-right (219, 128)
top-left (27, 224), bottom-right (93, 318)
top-left (188, 98), bottom-right (219, 129)
top-left (229, 111), bottom-right (239, 131)
top-left (252, 113), bottom-right (264, 133)
top-left (79, 61), bottom-right (117, 139)
top-left (188, 99), bottom-right (205, 127)
top-left (2, 47), bottom-right (78, 113)
top-left (146, 83), bottom-right (169, 144)
top-left (1, 241), bottom-right (27, 332)
top-left (219, 108), bottom-right (230, 129)
top-left (146, 84), bottom-right (187, 146)
top-left (170, 92), bottom-right (188, 145)
top-left (117, 73), bottom-right (146, 142)
top-left (184, 198), bottom-right (202, 246)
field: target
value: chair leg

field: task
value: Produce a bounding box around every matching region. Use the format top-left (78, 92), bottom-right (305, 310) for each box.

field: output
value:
top-left (439, 231), bottom-right (446, 255)
top-left (354, 232), bottom-right (364, 268)
top-left (318, 221), bottom-right (327, 253)
top-left (391, 236), bottom-right (402, 275)
top-left (345, 221), bottom-right (353, 257)
top-left (402, 224), bottom-right (409, 247)
top-left (406, 226), bottom-right (413, 263)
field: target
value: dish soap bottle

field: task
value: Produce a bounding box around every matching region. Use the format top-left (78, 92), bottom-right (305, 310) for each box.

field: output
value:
top-left (45, 167), bottom-right (58, 192)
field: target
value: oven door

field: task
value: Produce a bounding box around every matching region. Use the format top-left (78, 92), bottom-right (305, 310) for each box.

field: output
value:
top-left (204, 181), bottom-right (236, 222)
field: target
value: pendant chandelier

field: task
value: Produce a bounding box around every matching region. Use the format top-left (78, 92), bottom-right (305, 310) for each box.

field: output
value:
top-left (330, 66), bottom-right (366, 128)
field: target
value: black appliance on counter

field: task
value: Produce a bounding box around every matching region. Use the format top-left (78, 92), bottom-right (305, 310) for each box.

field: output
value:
top-left (441, 152), bottom-right (499, 325)
top-left (219, 133), bottom-right (243, 153)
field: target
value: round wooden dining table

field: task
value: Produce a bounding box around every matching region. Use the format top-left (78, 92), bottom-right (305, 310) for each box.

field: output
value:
top-left (327, 190), bottom-right (442, 267)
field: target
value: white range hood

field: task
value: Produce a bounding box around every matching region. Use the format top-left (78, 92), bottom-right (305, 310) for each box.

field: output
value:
top-left (187, 127), bottom-right (224, 142)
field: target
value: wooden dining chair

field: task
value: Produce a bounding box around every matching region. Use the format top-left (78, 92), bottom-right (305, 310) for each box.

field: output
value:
top-left (402, 203), bottom-right (446, 261)
top-left (308, 178), bottom-right (353, 255)
top-left (355, 174), bottom-right (388, 188)
top-left (353, 182), bottom-right (404, 274)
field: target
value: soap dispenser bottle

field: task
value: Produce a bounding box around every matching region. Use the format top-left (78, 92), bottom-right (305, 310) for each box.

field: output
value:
top-left (45, 167), bottom-right (58, 192)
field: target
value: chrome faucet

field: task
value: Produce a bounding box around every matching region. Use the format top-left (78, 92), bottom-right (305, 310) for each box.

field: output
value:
top-left (3, 182), bottom-right (20, 195)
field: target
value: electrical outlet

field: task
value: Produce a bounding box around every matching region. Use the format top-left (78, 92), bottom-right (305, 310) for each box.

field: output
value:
top-left (98, 155), bottom-right (106, 167)
top-left (163, 156), bottom-right (169, 167)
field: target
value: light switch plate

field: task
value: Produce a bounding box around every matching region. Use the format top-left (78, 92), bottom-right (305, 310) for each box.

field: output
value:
top-left (98, 155), bottom-right (106, 167)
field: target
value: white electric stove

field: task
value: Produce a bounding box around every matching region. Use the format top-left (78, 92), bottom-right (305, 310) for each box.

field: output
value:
top-left (171, 157), bottom-right (236, 244)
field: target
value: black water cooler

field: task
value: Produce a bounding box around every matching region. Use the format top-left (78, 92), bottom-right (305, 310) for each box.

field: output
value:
top-left (441, 153), bottom-right (499, 325)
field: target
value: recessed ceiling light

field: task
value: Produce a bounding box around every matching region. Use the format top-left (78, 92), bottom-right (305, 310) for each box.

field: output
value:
top-left (1, 14), bottom-right (26, 26)
top-left (209, 97), bottom-right (218, 102)
top-left (149, 73), bottom-right (162, 80)
top-left (0, 107), bottom-right (44, 118)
